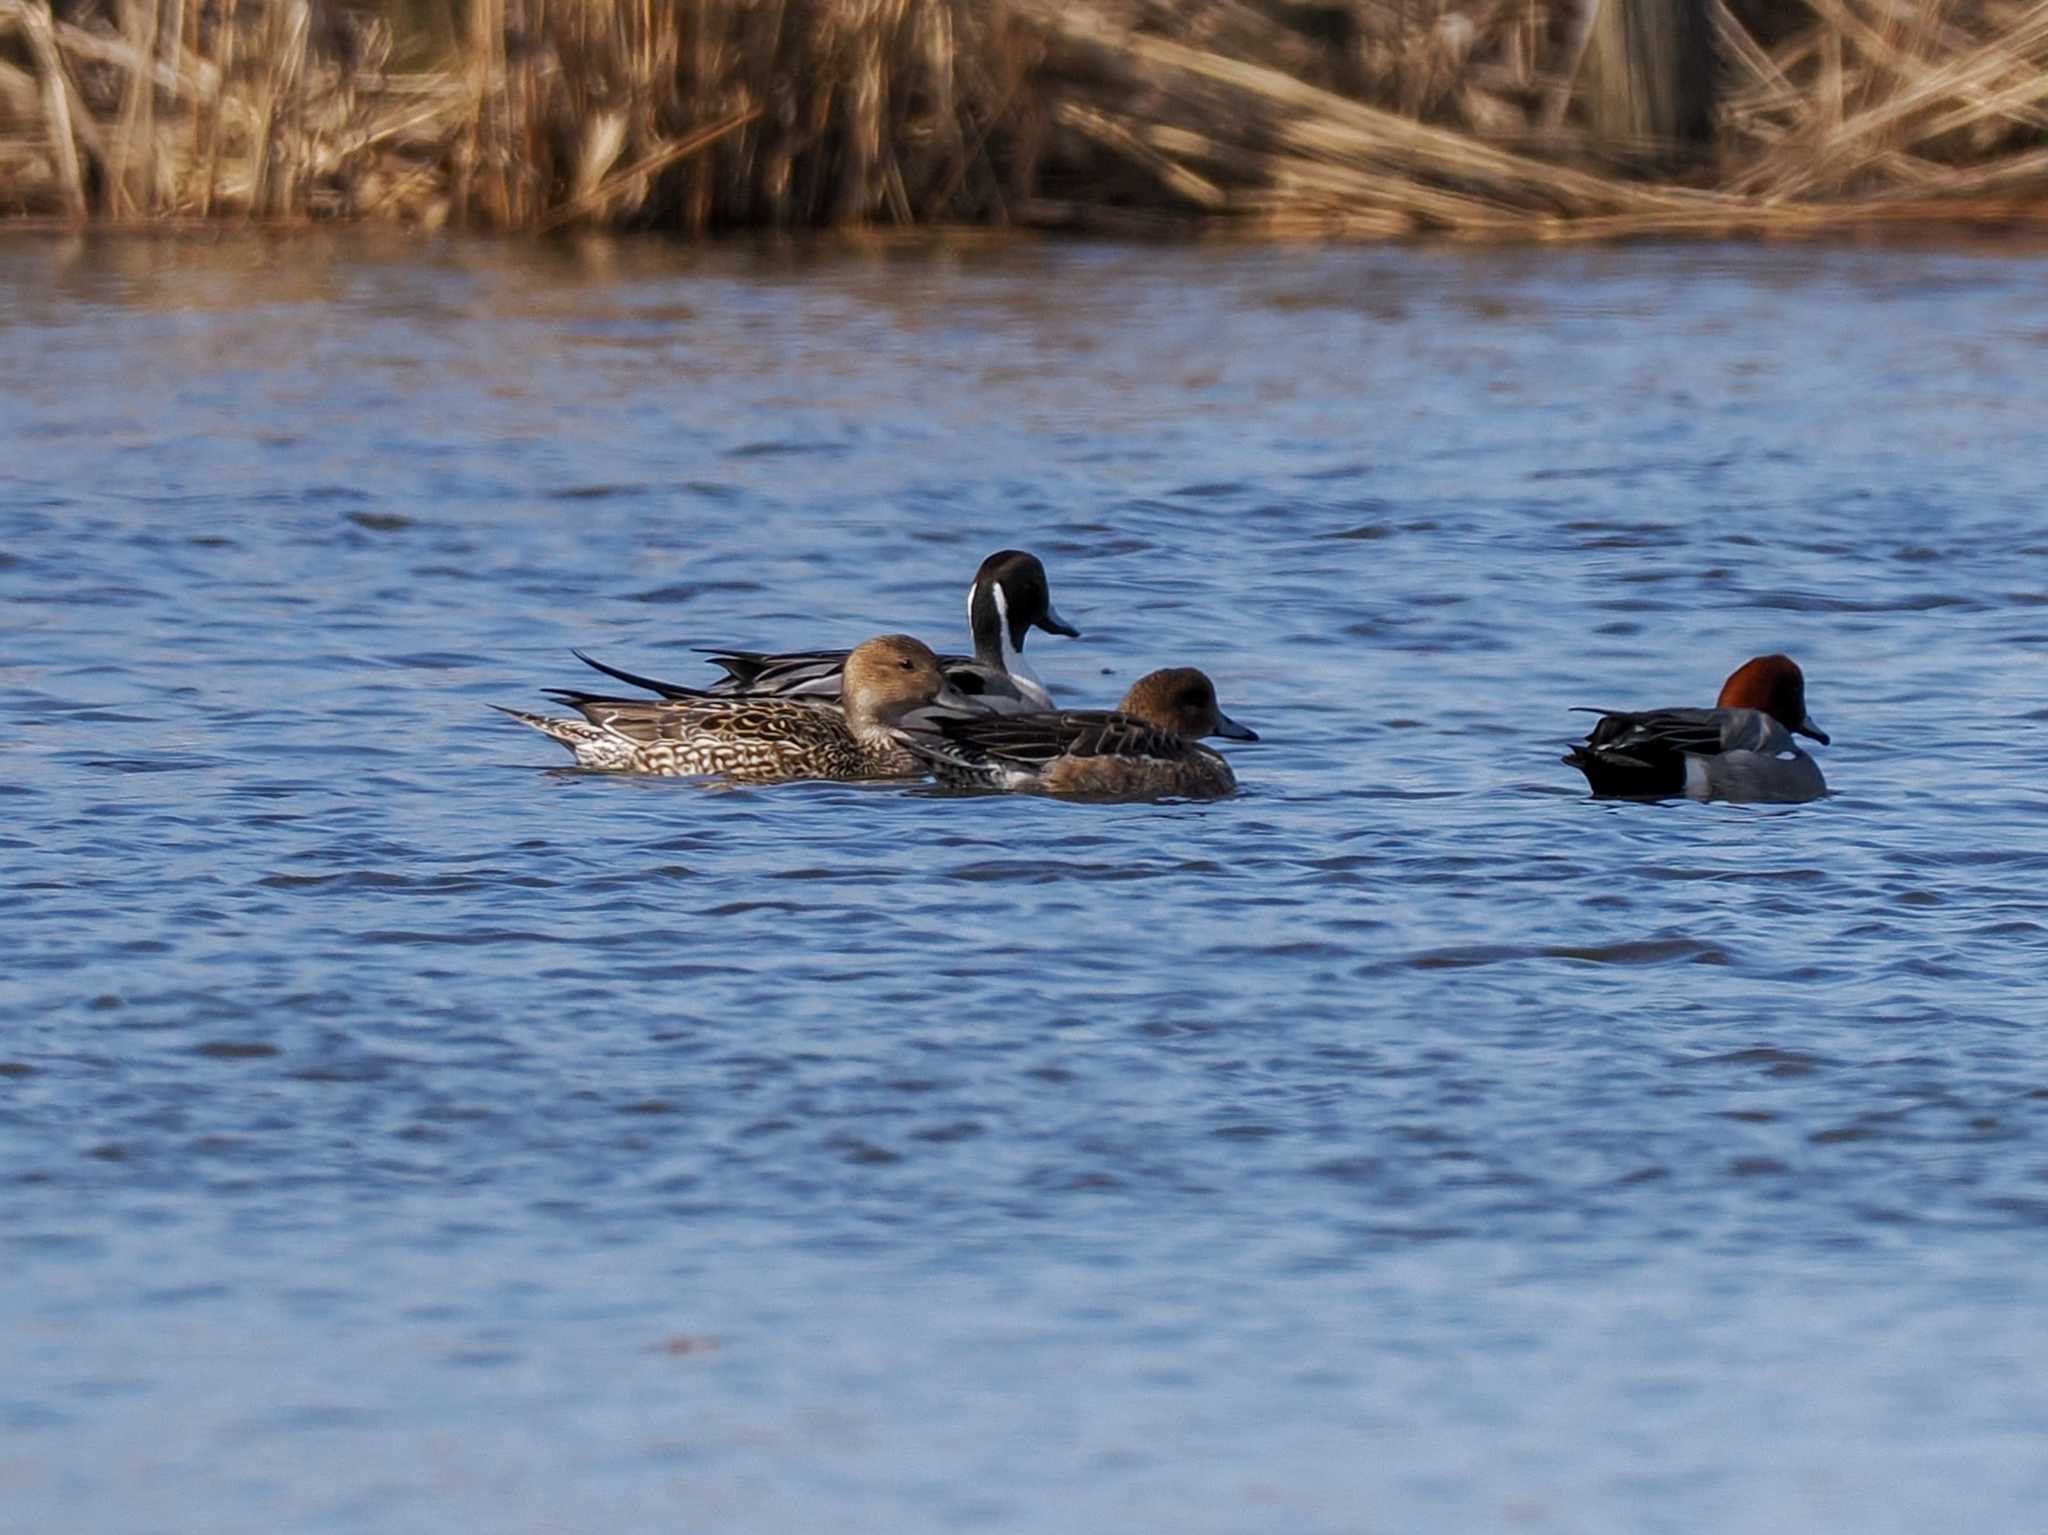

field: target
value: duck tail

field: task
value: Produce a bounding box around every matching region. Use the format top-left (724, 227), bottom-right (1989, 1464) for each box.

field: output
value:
top-left (572, 649), bottom-right (698, 700)
top-left (1561, 742), bottom-right (1603, 780)
top-left (491, 703), bottom-right (602, 756)
top-left (1562, 741), bottom-right (1681, 798)
top-left (696, 650), bottom-right (773, 690)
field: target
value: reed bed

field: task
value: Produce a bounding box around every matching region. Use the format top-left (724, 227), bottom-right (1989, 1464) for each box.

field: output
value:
top-left (1, 0), bottom-right (2044, 236)
top-left (0, 0), bottom-right (1041, 226)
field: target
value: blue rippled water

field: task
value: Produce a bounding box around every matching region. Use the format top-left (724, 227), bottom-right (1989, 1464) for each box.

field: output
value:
top-left (4, 231), bottom-right (2047, 1532)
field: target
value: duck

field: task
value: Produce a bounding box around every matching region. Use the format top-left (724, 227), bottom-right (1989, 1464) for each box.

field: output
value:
top-left (1563, 653), bottom-right (1830, 802)
top-left (496, 634), bottom-right (971, 780)
top-left (570, 550), bottom-right (1081, 716)
top-left (903, 667), bottom-right (1258, 799)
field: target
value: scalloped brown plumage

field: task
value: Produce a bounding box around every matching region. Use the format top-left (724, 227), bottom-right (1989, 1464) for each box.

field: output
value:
top-left (497, 634), bottom-right (969, 780)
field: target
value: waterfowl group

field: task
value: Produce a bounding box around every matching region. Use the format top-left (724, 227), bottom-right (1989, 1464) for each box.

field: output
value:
top-left (499, 551), bottom-right (1257, 799)
top-left (498, 547), bottom-right (1835, 805)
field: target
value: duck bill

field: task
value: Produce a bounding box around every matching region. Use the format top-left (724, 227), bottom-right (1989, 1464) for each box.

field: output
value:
top-left (1212, 713), bottom-right (1259, 743)
top-left (1797, 713), bottom-right (1830, 746)
top-left (931, 683), bottom-right (978, 714)
top-left (1037, 603), bottom-right (1082, 639)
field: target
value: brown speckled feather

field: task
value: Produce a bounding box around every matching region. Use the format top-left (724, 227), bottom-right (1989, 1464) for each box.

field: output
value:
top-left (498, 693), bottom-right (916, 780)
top-left (498, 633), bottom-right (962, 781)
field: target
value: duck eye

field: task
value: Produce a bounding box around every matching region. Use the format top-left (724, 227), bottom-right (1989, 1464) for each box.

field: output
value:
top-left (900, 658), bottom-right (916, 670)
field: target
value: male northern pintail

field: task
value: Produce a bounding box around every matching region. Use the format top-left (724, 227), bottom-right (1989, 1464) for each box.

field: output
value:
top-left (904, 667), bottom-right (1258, 799)
top-left (497, 634), bottom-right (971, 780)
top-left (1563, 653), bottom-right (1830, 803)
top-left (573, 550), bottom-right (1081, 715)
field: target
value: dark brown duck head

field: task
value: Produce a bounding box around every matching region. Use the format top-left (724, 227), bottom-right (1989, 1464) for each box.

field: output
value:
top-left (1117, 668), bottom-right (1258, 742)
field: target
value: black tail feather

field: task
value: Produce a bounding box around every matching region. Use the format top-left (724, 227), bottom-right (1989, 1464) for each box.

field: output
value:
top-left (1562, 743), bottom-right (1686, 798)
top-left (695, 651), bottom-right (772, 689)
top-left (572, 648), bottom-right (699, 700)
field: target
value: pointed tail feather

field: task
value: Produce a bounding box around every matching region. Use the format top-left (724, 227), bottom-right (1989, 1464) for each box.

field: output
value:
top-left (698, 651), bottom-right (770, 690)
top-left (492, 703), bottom-right (623, 765)
top-left (572, 648), bottom-right (701, 700)
top-left (1563, 741), bottom-right (1684, 798)
top-left (492, 702), bottom-right (563, 733)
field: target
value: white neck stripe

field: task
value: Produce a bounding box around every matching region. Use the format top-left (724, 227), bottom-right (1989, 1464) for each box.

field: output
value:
top-left (992, 584), bottom-right (1049, 699)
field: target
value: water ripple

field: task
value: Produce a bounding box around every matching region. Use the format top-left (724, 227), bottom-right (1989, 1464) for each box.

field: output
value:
top-left (3, 233), bottom-right (2046, 1535)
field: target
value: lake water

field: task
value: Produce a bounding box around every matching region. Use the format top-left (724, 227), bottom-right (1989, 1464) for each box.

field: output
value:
top-left (4, 230), bottom-right (2047, 1533)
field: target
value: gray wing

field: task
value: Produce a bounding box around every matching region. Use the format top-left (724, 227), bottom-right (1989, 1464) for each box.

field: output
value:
top-left (1575, 705), bottom-right (1783, 760)
top-left (699, 648), bottom-right (852, 698)
top-left (568, 647), bottom-right (863, 702)
top-left (936, 662), bottom-right (1044, 714)
top-left (1712, 708), bottom-right (1793, 755)
top-left (698, 647), bottom-right (987, 704)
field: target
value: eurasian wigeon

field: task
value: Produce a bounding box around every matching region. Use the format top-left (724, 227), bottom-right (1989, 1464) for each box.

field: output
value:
top-left (572, 550), bottom-right (1082, 716)
top-left (497, 634), bottom-right (971, 780)
top-left (1563, 653), bottom-right (1830, 803)
top-left (905, 666), bottom-right (1258, 799)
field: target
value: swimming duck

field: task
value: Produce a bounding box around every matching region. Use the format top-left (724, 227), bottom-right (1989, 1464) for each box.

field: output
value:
top-left (904, 667), bottom-right (1257, 799)
top-left (1563, 653), bottom-right (1830, 803)
top-left (572, 550), bottom-right (1081, 715)
top-left (497, 634), bottom-right (971, 780)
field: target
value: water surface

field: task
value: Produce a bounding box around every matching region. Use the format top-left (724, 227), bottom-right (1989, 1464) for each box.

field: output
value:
top-left (4, 231), bottom-right (2048, 1532)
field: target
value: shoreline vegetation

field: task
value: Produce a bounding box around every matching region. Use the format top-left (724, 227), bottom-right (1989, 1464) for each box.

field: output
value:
top-left (1, 0), bottom-right (2045, 241)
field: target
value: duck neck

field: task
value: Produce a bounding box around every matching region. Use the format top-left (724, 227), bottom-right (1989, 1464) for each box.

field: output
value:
top-left (969, 581), bottom-right (1045, 696)
top-left (842, 698), bottom-right (897, 748)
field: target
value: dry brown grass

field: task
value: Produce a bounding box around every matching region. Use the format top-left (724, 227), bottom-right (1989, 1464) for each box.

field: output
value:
top-left (0, 0), bottom-right (2044, 236)
top-left (1032, 0), bottom-right (2048, 237)
top-left (0, 0), bottom-right (1041, 225)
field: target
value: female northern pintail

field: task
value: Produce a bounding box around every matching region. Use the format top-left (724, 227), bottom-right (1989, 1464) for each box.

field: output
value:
top-left (905, 667), bottom-right (1258, 799)
top-left (572, 550), bottom-right (1081, 715)
top-left (1563, 653), bottom-right (1830, 803)
top-left (497, 634), bottom-right (971, 780)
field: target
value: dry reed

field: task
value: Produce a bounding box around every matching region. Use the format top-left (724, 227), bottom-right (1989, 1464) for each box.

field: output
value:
top-left (0, 0), bottom-right (2043, 237)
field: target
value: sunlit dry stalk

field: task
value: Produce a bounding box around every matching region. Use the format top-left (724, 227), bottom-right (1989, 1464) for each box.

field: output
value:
top-left (249, 0), bottom-right (310, 217)
top-left (7, 0), bottom-right (87, 216)
top-left (198, 0), bottom-right (237, 216)
top-left (106, 0), bottom-right (163, 215)
top-left (543, 103), bottom-right (761, 228)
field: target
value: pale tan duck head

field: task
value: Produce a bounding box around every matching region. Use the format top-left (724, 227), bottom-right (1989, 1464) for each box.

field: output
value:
top-left (1715, 654), bottom-right (1829, 744)
top-left (840, 634), bottom-right (973, 732)
top-left (1116, 668), bottom-right (1258, 741)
